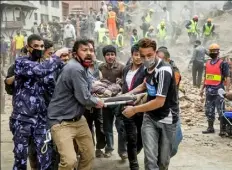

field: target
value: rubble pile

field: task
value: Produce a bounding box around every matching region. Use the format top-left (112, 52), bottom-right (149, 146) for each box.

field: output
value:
top-left (179, 77), bottom-right (205, 126)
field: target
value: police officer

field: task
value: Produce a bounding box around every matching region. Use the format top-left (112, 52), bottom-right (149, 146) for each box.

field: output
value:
top-left (200, 44), bottom-right (230, 135)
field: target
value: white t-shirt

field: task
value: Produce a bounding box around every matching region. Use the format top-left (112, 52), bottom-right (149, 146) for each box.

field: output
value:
top-left (94, 21), bottom-right (103, 32)
top-left (126, 69), bottom-right (139, 89)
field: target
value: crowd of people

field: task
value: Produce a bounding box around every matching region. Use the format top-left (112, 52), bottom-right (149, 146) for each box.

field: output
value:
top-left (1, 1), bottom-right (232, 170)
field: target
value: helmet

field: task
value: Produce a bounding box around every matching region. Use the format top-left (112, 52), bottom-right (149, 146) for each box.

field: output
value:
top-left (160, 21), bottom-right (165, 26)
top-left (119, 28), bottom-right (124, 33)
top-left (209, 43), bottom-right (220, 53)
top-left (207, 18), bottom-right (212, 22)
top-left (193, 15), bottom-right (198, 20)
top-left (149, 9), bottom-right (154, 13)
top-left (149, 26), bottom-right (154, 30)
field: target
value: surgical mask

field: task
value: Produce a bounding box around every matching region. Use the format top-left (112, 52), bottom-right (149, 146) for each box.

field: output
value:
top-left (144, 58), bottom-right (156, 69)
top-left (30, 48), bottom-right (44, 61)
top-left (209, 53), bottom-right (218, 59)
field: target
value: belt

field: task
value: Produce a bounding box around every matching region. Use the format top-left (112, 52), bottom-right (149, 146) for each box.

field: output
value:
top-left (63, 116), bottom-right (81, 122)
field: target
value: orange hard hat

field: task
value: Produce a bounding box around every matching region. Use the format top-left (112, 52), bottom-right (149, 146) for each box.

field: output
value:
top-left (209, 43), bottom-right (220, 53)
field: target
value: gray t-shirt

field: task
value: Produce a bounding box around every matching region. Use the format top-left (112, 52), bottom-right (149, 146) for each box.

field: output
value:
top-left (47, 58), bottom-right (98, 128)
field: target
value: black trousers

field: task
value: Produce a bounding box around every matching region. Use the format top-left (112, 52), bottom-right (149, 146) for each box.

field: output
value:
top-left (84, 108), bottom-right (106, 150)
top-left (123, 113), bottom-right (143, 170)
top-left (192, 60), bottom-right (204, 87)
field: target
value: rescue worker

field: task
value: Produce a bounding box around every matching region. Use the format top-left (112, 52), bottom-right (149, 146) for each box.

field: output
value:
top-left (145, 9), bottom-right (154, 24)
top-left (47, 39), bottom-right (104, 170)
top-left (122, 44), bottom-right (145, 170)
top-left (202, 18), bottom-right (215, 46)
top-left (140, 16), bottom-right (150, 38)
top-left (125, 19), bottom-right (135, 39)
top-left (157, 21), bottom-right (167, 46)
top-left (189, 40), bottom-right (208, 88)
top-left (10, 34), bottom-right (64, 170)
top-left (116, 28), bottom-right (124, 51)
top-left (107, 6), bottom-right (118, 39)
top-left (186, 15), bottom-right (199, 44)
top-left (98, 24), bottom-right (107, 44)
top-left (102, 29), bottom-right (112, 45)
top-left (200, 43), bottom-right (230, 135)
top-left (130, 29), bottom-right (139, 47)
top-left (98, 45), bottom-right (127, 159)
top-left (145, 26), bottom-right (155, 39)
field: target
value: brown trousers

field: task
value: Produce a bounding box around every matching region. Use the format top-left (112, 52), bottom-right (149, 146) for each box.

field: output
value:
top-left (51, 116), bottom-right (94, 170)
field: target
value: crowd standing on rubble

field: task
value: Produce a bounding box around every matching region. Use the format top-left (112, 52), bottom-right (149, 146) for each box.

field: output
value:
top-left (1, 1), bottom-right (232, 170)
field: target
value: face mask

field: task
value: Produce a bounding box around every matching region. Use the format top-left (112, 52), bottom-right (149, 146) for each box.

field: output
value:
top-left (144, 58), bottom-right (156, 69)
top-left (30, 48), bottom-right (43, 61)
top-left (209, 53), bottom-right (218, 59)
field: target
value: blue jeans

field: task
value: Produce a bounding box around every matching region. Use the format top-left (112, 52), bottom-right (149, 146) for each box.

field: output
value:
top-left (141, 114), bottom-right (176, 170)
top-left (102, 105), bottom-right (127, 154)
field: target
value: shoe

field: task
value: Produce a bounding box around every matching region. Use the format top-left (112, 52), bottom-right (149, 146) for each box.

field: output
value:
top-left (104, 151), bottom-right (112, 158)
top-left (119, 152), bottom-right (128, 160)
top-left (219, 131), bottom-right (227, 137)
top-left (95, 149), bottom-right (104, 158)
top-left (202, 121), bottom-right (215, 134)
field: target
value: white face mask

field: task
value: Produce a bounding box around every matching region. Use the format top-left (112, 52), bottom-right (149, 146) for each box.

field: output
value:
top-left (144, 57), bottom-right (156, 69)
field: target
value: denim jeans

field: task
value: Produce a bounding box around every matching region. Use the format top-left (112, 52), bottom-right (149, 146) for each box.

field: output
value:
top-left (102, 105), bottom-right (127, 154)
top-left (123, 113), bottom-right (143, 170)
top-left (141, 114), bottom-right (176, 170)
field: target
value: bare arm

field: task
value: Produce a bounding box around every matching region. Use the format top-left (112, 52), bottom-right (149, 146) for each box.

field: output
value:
top-left (5, 76), bottom-right (15, 85)
top-left (127, 81), bottom-right (146, 95)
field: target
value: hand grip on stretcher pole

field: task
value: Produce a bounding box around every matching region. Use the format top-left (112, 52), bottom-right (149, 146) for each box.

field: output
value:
top-left (102, 95), bottom-right (137, 106)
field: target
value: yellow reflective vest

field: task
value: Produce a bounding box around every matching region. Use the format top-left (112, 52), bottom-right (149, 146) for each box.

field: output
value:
top-left (102, 35), bottom-right (111, 45)
top-left (145, 13), bottom-right (151, 23)
top-left (187, 20), bottom-right (198, 33)
top-left (131, 35), bottom-right (138, 45)
top-left (98, 28), bottom-right (106, 43)
top-left (116, 34), bottom-right (124, 47)
top-left (158, 28), bottom-right (166, 39)
top-left (204, 23), bottom-right (214, 36)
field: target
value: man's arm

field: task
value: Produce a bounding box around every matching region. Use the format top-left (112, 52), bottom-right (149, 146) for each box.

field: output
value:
top-left (71, 69), bottom-right (98, 107)
top-left (134, 68), bottom-right (172, 113)
top-left (185, 21), bottom-right (191, 29)
top-left (15, 56), bottom-right (63, 78)
top-left (127, 81), bottom-right (146, 95)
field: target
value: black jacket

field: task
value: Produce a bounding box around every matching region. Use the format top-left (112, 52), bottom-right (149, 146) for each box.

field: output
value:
top-left (122, 64), bottom-right (146, 94)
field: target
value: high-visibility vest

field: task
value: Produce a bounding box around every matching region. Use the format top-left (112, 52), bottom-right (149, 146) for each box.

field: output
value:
top-left (158, 28), bottom-right (166, 39)
top-left (204, 59), bottom-right (223, 86)
top-left (145, 32), bottom-right (149, 38)
top-left (98, 28), bottom-right (106, 43)
top-left (102, 35), bottom-right (111, 45)
top-left (145, 13), bottom-right (151, 23)
top-left (131, 35), bottom-right (138, 45)
top-left (108, 11), bottom-right (116, 19)
top-left (116, 34), bottom-right (124, 47)
top-left (204, 23), bottom-right (214, 36)
top-left (187, 20), bottom-right (198, 33)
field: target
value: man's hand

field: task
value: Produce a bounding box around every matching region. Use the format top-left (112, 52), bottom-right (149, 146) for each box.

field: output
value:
top-left (95, 99), bottom-right (104, 109)
top-left (122, 106), bottom-right (136, 118)
top-left (134, 93), bottom-right (146, 105)
top-left (199, 89), bottom-right (204, 98)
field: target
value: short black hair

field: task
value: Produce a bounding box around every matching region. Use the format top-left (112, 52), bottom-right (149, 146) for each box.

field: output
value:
top-left (158, 46), bottom-right (168, 50)
top-left (102, 45), bottom-right (116, 56)
top-left (43, 39), bottom-right (53, 50)
top-left (21, 46), bottom-right (28, 54)
top-left (195, 40), bottom-right (201, 45)
top-left (27, 34), bottom-right (42, 46)
top-left (131, 44), bottom-right (139, 55)
top-left (72, 39), bottom-right (95, 53)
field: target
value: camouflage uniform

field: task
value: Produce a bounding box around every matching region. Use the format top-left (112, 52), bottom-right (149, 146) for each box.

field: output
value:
top-left (10, 55), bottom-right (63, 170)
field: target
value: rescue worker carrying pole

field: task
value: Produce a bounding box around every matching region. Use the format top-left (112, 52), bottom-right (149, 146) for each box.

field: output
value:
top-left (200, 43), bottom-right (230, 135)
top-left (157, 21), bottom-right (167, 46)
top-left (202, 18), bottom-right (215, 46)
top-left (116, 28), bottom-right (124, 51)
top-left (107, 6), bottom-right (118, 40)
top-left (186, 15), bottom-right (199, 44)
top-left (145, 26), bottom-right (155, 39)
top-left (145, 9), bottom-right (154, 24)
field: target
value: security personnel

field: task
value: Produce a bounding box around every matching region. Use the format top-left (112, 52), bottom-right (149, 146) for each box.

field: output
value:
top-left (145, 9), bottom-right (154, 24)
top-left (130, 29), bottom-right (139, 47)
top-left (202, 18), bottom-right (215, 46)
top-left (200, 44), bottom-right (230, 135)
top-left (186, 15), bottom-right (199, 44)
top-left (145, 26), bottom-right (155, 39)
top-left (116, 28), bottom-right (124, 50)
top-left (157, 21), bottom-right (167, 46)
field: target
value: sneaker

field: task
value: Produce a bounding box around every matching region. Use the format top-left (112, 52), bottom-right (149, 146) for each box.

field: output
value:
top-left (104, 151), bottom-right (112, 158)
top-left (119, 152), bottom-right (128, 160)
top-left (95, 149), bottom-right (104, 158)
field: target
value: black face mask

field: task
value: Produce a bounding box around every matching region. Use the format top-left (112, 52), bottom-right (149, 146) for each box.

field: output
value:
top-left (30, 48), bottom-right (43, 61)
top-left (209, 53), bottom-right (218, 59)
